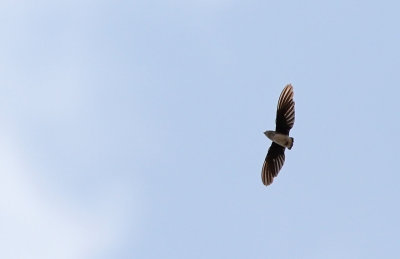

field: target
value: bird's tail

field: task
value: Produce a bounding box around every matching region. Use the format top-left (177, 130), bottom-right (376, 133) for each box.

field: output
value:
top-left (287, 137), bottom-right (294, 150)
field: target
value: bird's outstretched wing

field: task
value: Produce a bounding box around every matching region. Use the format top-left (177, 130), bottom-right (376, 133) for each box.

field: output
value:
top-left (262, 142), bottom-right (285, 186)
top-left (275, 84), bottom-right (295, 135)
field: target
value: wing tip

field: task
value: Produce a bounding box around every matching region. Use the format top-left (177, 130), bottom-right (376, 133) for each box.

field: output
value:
top-left (262, 178), bottom-right (273, 186)
top-left (278, 84), bottom-right (294, 105)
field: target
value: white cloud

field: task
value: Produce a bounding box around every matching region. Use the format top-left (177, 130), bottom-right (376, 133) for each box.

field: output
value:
top-left (0, 125), bottom-right (141, 259)
top-left (0, 3), bottom-right (148, 256)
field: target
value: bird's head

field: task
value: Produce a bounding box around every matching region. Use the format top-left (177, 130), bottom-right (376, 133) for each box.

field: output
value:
top-left (264, 131), bottom-right (275, 140)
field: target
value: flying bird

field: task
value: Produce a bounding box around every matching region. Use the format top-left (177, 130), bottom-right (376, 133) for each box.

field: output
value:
top-left (262, 84), bottom-right (295, 186)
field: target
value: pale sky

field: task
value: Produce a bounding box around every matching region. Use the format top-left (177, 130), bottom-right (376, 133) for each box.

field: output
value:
top-left (1, 1), bottom-right (400, 258)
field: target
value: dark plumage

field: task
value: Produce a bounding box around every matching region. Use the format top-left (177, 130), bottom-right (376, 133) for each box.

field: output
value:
top-left (262, 84), bottom-right (295, 186)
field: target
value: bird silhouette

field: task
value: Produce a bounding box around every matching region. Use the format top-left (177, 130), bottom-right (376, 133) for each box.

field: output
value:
top-left (262, 84), bottom-right (295, 186)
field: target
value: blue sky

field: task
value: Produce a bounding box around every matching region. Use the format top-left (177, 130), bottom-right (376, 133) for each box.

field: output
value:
top-left (1, 0), bottom-right (400, 258)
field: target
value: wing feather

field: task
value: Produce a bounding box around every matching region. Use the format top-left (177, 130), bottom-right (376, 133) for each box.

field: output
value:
top-left (261, 143), bottom-right (286, 186)
top-left (275, 84), bottom-right (295, 134)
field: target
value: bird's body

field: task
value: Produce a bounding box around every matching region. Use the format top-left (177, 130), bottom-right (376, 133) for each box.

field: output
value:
top-left (264, 131), bottom-right (293, 150)
top-left (262, 84), bottom-right (295, 186)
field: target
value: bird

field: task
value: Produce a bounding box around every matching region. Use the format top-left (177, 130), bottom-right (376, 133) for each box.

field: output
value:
top-left (262, 84), bottom-right (295, 186)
